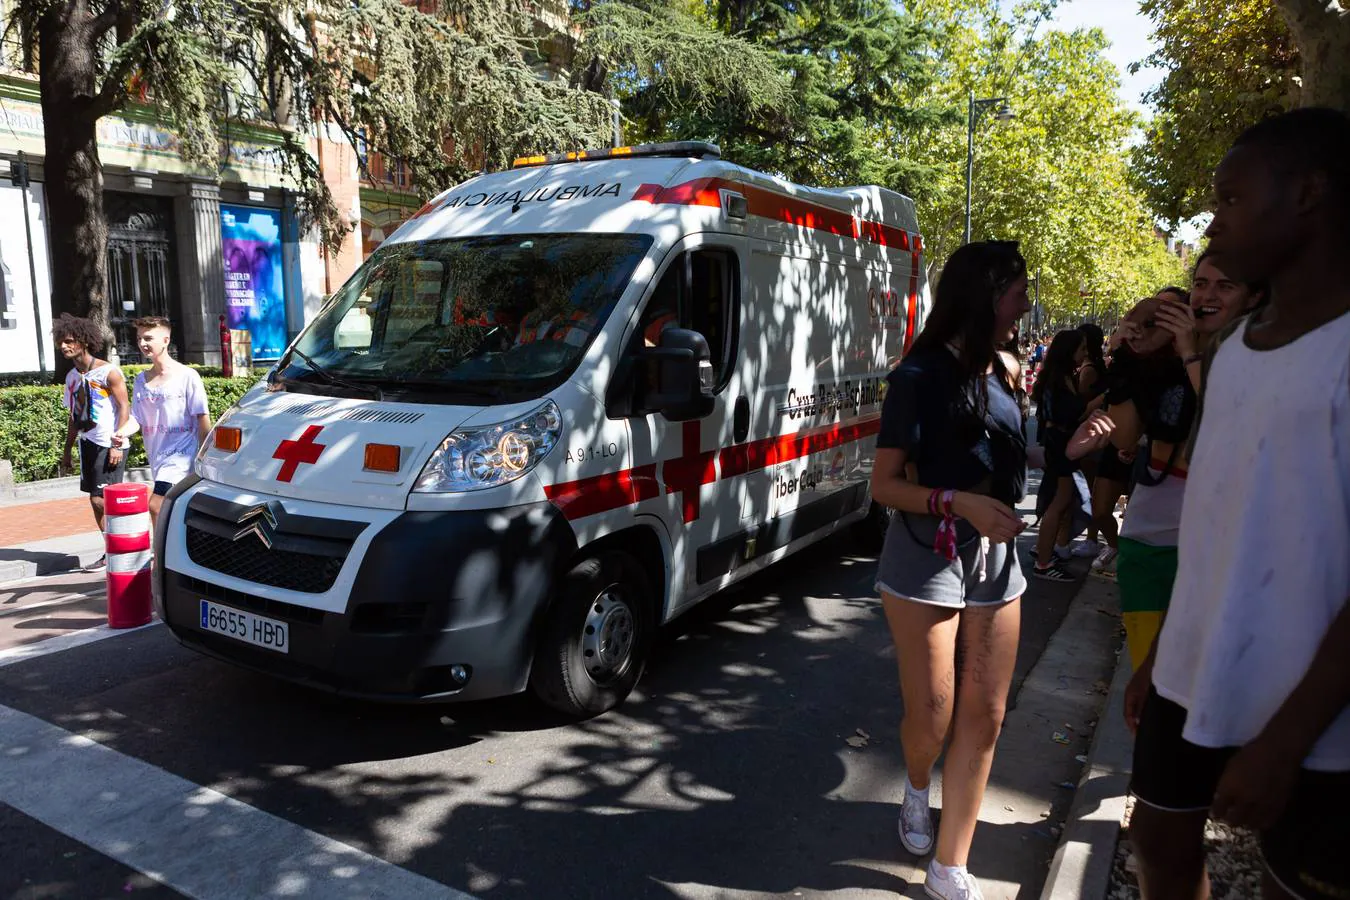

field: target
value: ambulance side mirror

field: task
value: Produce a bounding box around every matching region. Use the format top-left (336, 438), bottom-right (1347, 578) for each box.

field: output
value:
top-left (643, 327), bottom-right (715, 421)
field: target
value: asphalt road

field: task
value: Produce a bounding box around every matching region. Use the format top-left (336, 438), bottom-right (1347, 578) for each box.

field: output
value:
top-left (0, 495), bottom-right (1090, 900)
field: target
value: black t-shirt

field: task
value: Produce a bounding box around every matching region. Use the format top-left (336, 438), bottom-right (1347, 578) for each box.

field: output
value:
top-left (1105, 351), bottom-right (1196, 445)
top-left (1039, 377), bottom-right (1086, 431)
top-left (1080, 361), bottom-right (1107, 400)
top-left (877, 348), bottom-right (1027, 507)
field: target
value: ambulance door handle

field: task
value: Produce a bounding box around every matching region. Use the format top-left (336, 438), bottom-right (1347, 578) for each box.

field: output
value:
top-left (733, 396), bottom-right (750, 443)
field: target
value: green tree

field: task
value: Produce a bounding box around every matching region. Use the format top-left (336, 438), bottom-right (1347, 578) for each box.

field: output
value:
top-left (4, 0), bottom-right (784, 333)
top-left (1132, 0), bottom-right (1350, 230)
top-left (586, 0), bottom-right (951, 196)
top-left (900, 0), bottom-right (1184, 322)
top-left (1131, 0), bottom-right (1299, 228)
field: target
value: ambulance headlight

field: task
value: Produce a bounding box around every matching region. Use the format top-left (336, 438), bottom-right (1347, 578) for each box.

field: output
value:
top-left (414, 400), bottom-right (562, 493)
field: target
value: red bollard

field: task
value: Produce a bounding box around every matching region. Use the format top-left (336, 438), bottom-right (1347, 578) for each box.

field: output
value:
top-left (104, 482), bottom-right (153, 629)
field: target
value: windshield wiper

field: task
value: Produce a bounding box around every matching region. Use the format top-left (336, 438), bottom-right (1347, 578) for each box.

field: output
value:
top-left (379, 377), bottom-right (508, 400)
top-left (284, 347), bottom-right (385, 401)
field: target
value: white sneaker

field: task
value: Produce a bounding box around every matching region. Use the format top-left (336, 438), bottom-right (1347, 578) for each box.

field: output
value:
top-left (1071, 540), bottom-right (1102, 558)
top-left (1091, 547), bottom-right (1118, 570)
top-left (925, 860), bottom-right (985, 900)
top-left (898, 779), bottom-right (934, 856)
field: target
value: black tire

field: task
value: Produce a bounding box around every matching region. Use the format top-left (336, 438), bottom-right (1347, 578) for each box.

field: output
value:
top-left (529, 551), bottom-right (655, 718)
top-left (851, 500), bottom-right (891, 555)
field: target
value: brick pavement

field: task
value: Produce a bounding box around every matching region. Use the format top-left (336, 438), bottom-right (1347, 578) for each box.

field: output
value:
top-left (0, 497), bottom-right (97, 546)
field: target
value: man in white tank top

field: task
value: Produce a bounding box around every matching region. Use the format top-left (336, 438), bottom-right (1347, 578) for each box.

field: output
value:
top-left (1126, 109), bottom-right (1350, 900)
top-left (55, 313), bottom-right (131, 572)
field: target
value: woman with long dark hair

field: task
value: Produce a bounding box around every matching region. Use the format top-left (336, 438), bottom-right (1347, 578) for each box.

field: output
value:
top-left (1076, 322), bottom-right (1107, 399)
top-left (1029, 329), bottom-right (1088, 581)
top-left (871, 240), bottom-right (1031, 900)
top-left (1076, 322), bottom-right (1126, 571)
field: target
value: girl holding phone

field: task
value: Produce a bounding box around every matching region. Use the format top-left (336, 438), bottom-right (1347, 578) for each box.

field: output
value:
top-left (870, 240), bottom-right (1031, 900)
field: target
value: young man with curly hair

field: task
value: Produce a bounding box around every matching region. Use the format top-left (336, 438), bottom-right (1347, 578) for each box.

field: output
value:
top-left (53, 313), bottom-right (130, 571)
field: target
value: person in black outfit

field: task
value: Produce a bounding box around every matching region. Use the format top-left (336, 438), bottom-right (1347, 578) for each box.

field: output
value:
top-left (1030, 329), bottom-right (1087, 581)
top-left (1077, 322), bottom-right (1125, 570)
top-left (870, 240), bottom-right (1031, 899)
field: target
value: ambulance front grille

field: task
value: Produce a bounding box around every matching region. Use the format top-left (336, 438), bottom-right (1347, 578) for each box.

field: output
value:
top-left (185, 527), bottom-right (346, 594)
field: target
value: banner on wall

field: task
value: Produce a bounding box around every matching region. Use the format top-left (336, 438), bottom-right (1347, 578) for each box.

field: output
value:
top-left (220, 204), bottom-right (287, 360)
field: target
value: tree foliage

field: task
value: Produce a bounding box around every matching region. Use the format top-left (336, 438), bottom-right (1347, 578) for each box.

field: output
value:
top-left (1131, 0), bottom-right (1350, 230)
top-left (590, 0), bottom-right (953, 196)
top-left (1131, 0), bottom-right (1299, 229)
top-left (5, 0), bottom-right (786, 326)
top-left (895, 0), bottom-right (1184, 321)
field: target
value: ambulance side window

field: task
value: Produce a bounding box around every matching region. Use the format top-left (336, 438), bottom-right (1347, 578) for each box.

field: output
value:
top-left (638, 266), bottom-right (683, 349)
top-left (688, 249), bottom-right (738, 387)
top-left (638, 248), bottom-right (738, 386)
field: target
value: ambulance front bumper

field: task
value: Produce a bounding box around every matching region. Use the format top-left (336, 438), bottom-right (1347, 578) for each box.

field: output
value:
top-left (155, 476), bottom-right (578, 702)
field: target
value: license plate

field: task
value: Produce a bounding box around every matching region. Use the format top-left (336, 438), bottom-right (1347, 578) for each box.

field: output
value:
top-left (198, 600), bottom-right (289, 654)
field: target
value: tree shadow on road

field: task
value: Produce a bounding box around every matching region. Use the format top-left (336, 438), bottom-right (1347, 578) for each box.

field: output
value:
top-left (0, 531), bottom-right (1079, 899)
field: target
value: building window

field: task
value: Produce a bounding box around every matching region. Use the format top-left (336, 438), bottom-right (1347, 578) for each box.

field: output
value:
top-left (355, 128), bottom-right (370, 171)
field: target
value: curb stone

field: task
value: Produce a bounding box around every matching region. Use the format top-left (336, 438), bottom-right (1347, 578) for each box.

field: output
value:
top-left (0, 533), bottom-right (107, 586)
top-left (1040, 641), bottom-right (1133, 900)
top-left (0, 468), bottom-right (153, 507)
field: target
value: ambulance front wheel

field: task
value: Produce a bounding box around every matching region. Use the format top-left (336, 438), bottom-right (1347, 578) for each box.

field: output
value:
top-left (530, 551), bottom-right (655, 718)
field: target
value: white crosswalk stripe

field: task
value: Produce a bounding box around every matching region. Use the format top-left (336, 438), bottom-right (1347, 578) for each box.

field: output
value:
top-left (0, 704), bottom-right (478, 900)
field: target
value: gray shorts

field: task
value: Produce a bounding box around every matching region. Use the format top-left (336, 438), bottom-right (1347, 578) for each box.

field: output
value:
top-left (875, 512), bottom-right (1026, 608)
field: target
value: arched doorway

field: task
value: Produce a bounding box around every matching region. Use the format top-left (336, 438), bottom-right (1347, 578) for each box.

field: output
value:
top-left (106, 194), bottom-right (178, 363)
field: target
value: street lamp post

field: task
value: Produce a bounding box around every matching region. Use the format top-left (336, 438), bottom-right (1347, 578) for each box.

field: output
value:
top-left (963, 91), bottom-right (1015, 246)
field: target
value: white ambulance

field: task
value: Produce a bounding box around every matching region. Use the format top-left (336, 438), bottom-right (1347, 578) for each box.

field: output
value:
top-left (154, 142), bottom-right (929, 716)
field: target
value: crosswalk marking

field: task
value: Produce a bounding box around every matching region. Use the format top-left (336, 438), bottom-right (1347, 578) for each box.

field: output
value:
top-left (0, 621), bottom-right (160, 669)
top-left (0, 704), bottom-right (478, 899)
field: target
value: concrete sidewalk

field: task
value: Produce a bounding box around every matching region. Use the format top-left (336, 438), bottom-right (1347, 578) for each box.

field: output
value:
top-left (1041, 577), bottom-right (1132, 900)
top-left (0, 470), bottom-right (151, 584)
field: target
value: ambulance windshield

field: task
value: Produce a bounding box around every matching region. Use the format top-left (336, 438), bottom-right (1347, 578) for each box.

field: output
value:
top-left (278, 233), bottom-right (652, 401)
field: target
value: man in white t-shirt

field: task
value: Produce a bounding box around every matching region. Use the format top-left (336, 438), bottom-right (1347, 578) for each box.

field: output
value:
top-left (112, 317), bottom-right (211, 525)
top-left (1125, 109), bottom-right (1350, 900)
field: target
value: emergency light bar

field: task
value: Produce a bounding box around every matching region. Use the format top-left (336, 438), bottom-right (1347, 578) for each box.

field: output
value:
top-left (512, 141), bottom-right (721, 169)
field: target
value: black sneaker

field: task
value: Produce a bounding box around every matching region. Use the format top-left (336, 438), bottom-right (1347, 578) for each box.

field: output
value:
top-left (1032, 561), bottom-right (1075, 582)
top-left (82, 555), bottom-right (107, 573)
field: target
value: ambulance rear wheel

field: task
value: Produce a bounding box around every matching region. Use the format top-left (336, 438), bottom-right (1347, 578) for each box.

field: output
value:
top-left (530, 551), bottom-right (654, 718)
top-left (851, 501), bottom-right (891, 555)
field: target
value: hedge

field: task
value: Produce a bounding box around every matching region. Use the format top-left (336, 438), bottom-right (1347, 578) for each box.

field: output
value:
top-left (0, 376), bottom-right (254, 483)
top-left (0, 363), bottom-right (227, 389)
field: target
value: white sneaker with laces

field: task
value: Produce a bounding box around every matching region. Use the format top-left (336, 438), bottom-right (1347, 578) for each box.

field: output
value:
top-left (925, 860), bottom-right (985, 900)
top-left (1071, 540), bottom-right (1102, 558)
top-left (898, 778), bottom-right (934, 856)
top-left (1091, 547), bottom-right (1118, 570)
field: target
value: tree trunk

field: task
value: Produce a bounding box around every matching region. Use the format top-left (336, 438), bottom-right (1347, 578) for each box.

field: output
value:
top-left (38, 0), bottom-right (110, 337)
top-left (1275, 0), bottom-right (1350, 111)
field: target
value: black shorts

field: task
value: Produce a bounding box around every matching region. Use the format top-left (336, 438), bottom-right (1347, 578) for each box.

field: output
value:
top-left (1132, 688), bottom-right (1350, 900)
top-left (1041, 429), bottom-right (1079, 477)
top-left (78, 439), bottom-right (126, 497)
top-left (153, 481), bottom-right (174, 496)
top-left (1096, 445), bottom-right (1132, 483)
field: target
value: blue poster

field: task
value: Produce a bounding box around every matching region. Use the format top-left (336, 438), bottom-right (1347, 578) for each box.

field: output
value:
top-left (220, 205), bottom-right (286, 360)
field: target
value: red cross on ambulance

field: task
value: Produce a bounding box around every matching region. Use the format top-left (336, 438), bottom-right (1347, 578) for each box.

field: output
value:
top-left (272, 425), bottom-right (327, 482)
